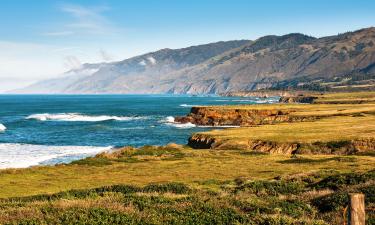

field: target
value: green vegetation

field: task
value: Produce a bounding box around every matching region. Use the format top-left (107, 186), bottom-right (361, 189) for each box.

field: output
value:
top-left (1, 146), bottom-right (374, 199)
top-left (1, 170), bottom-right (374, 224)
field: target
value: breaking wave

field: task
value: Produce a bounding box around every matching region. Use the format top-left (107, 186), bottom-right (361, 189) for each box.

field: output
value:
top-left (161, 116), bottom-right (196, 129)
top-left (26, 113), bottom-right (146, 122)
top-left (0, 143), bottom-right (112, 169)
top-left (169, 122), bottom-right (196, 129)
top-left (214, 98), bottom-right (279, 104)
top-left (179, 104), bottom-right (197, 108)
top-left (0, 123), bottom-right (6, 131)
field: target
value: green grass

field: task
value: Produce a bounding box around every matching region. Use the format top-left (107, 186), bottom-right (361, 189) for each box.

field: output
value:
top-left (0, 147), bottom-right (374, 199)
top-left (1, 170), bottom-right (374, 224)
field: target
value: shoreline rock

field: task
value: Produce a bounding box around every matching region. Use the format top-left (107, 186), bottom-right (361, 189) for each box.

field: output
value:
top-left (279, 96), bottom-right (318, 103)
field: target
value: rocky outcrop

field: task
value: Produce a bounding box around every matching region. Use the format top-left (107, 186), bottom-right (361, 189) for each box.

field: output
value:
top-left (174, 106), bottom-right (316, 126)
top-left (279, 96), bottom-right (318, 103)
top-left (188, 134), bottom-right (375, 155)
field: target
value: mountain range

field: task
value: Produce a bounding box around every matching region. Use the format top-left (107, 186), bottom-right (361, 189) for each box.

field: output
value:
top-left (14, 27), bottom-right (375, 94)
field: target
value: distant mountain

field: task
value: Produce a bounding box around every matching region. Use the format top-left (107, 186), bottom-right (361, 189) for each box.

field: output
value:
top-left (14, 27), bottom-right (375, 94)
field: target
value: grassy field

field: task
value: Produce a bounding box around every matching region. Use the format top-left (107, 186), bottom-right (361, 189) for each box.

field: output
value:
top-left (312, 91), bottom-right (375, 103)
top-left (197, 114), bottom-right (375, 143)
top-left (192, 103), bottom-right (375, 117)
top-left (188, 92), bottom-right (375, 153)
top-left (0, 145), bottom-right (374, 224)
top-left (1, 146), bottom-right (374, 198)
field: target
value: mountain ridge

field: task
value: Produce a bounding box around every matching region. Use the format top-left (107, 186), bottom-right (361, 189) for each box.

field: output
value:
top-left (13, 27), bottom-right (375, 94)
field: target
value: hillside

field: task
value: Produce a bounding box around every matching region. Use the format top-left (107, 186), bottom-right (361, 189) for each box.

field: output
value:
top-left (14, 27), bottom-right (375, 94)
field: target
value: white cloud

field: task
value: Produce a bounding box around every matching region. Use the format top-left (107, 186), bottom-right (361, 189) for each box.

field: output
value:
top-left (0, 41), bottom-right (65, 92)
top-left (42, 31), bottom-right (74, 36)
top-left (47, 3), bottom-right (118, 36)
top-left (138, 60), bottom-right (146, 66)
top-left (147, 56), bottom-right (157, 65)
top-left (99, 49), bottom-right (113, 62)
top-left (0, 41), bottom-right (114, 92)
top-left (63, 56), bottom-right (82, 70)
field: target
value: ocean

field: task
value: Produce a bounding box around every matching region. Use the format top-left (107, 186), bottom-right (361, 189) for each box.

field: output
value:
top-left (0, 95), bottom-right (279, 169)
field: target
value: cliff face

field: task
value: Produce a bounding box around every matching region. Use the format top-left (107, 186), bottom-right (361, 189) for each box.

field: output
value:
top-left (14, 27), bottom-right (375, 94)
top-left (174, 106), bottom-right (314, 126)
top-left (188, 134), bottom-right (375, 155)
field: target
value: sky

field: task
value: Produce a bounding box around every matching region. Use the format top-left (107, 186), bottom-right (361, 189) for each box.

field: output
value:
top-left (0, 0), bottom-right (374, 92)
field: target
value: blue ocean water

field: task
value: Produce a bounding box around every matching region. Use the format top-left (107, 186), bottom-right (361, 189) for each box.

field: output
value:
top-left (0, 95), bottom-right (278, 168)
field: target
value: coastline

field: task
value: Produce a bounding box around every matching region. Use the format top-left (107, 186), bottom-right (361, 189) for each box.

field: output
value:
top-left (0, 91), bottom-right (374, 224)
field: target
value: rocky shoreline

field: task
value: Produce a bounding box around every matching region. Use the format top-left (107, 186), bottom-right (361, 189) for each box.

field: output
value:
top-left (177, 92), bottom-right (375, 155)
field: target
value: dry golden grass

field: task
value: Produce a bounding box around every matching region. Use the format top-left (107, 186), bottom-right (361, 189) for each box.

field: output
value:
top-left (0, 149), bottom-right (374, 198)
top-left (313, 91), bottom-right (375, 103)
top-left (194, 103), bottom-right (375, 116)
top-left (200, 114), bottom-right (375, 143)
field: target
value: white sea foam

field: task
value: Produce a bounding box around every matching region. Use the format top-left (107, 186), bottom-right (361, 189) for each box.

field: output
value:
top-left (198, 125), bottom-right (240, 128)
top-left (161, 116), bottom-right (196, 129)
top-left (169, 122), bottom-right (196, 129)
top-left (0, 123), bottom-right (6, 131)
top-left (165, 116), bottom-right (175, 123)
top-left (180, 104), bottom-right (196, 107)
top-left (26, 113), bottom-right (145, 122)
top-left (214, 99), bottom-right (279, 104)
top-left (0, 143), bottom-right (112, 169)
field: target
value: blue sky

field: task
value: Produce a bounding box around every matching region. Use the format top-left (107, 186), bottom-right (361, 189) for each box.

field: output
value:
top-left (0, 0), bottom-right (374, 92)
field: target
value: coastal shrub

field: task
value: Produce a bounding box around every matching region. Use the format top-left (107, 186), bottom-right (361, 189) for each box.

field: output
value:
top-left (235, 180), bottom-right (305, 196)
top-left (132, 146), bottom-right (183, 157)
top-left (311, 170), bottom-right (375, 190)
top-left (38, 207), bottom-right (139, 225)
top-left (2, 173), bottom-right (373, 225)
top-left (96, 145), bottom-right (186, 162)
top-left (311, 192), bottom-right (348, 212)
top-left (326, 140), bottom-right (351, 149)
top-left (122, 194), bottom-right (179, 211)
top-left (254, 215), bottom-right (328, 225)
top-left (143, 182), bottom-right (192, 194)
top-left (94, 184), bottom-right (140, 195)
top-left (163, 202), bottom-right (248, 225)
top-left (70, 157), bottom-right (112, 166)
top-left (232, 197), bottom-right (312, 218)
top-left (276, 199), bottom-right (313, 218)
top-left (359, 185), bottom-right (375, 203)
top-left (114, 157), bottom-right (141, 163)
top-left (6, 189), bottom-right (97, 203)
top-left (231, 198), bottom-right (274, 215)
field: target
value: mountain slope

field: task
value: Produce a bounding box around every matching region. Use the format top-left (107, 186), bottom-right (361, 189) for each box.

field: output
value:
top-left (156, 27), bottom-right (375, 93)
top-left (13, 40), bottom-right (249, 94)
top-left (14, 27), bottom-right (375, 94)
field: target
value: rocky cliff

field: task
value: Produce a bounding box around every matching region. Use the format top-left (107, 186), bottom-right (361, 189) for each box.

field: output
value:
top-left (188, 134), bottom-right (375, 155)
top-left (174, 107), bottom-right (303, 126)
